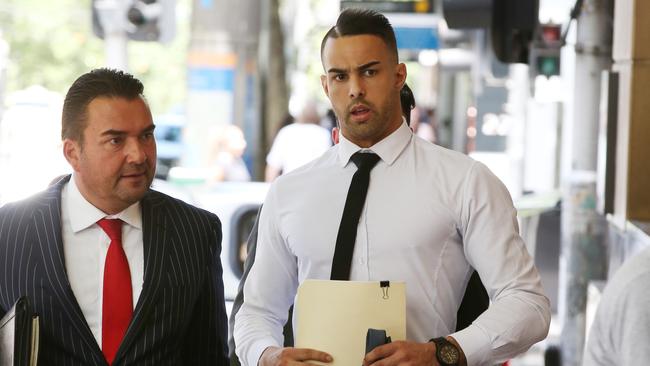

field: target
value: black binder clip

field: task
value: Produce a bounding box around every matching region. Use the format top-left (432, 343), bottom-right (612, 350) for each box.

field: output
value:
top-left (380, 280), bottom-right (390, 299)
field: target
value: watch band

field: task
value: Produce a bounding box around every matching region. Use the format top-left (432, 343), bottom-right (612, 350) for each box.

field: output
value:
top-left (430, 337), bottom-right (460, 366)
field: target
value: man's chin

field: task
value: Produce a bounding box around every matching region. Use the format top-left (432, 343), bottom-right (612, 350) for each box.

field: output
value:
top-left (118, 179), bottom-right (151, 199)
top-left (117, 188), bottom-right (148, 206)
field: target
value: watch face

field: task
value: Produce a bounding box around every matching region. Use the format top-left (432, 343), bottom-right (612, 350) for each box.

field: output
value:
top-left (439, 344), bottom-right (460, 364)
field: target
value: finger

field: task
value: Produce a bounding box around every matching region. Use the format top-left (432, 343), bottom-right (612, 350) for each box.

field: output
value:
top-left (291, 348), bottom-right (333, 363)
top-left (365, 352), bottom-right (402, 366)
top-left (364, 342), bottom-right (398, 365)
top-left (366, 357), bottom-right (392, 366)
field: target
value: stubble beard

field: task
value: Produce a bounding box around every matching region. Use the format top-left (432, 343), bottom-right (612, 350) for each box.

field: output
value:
top-left (341, 98), bottom-right (395, 145)
top-left (115, 165), bottom-right (154, 206)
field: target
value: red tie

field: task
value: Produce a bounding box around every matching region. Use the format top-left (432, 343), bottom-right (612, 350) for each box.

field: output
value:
top-left (97, 218), bottom-right (133, 365)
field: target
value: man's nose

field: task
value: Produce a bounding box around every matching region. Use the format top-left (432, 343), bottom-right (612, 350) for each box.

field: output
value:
top-left (125, 139), bottom-right (147, 164)
top-left (348, 75), bottom-right (365, 99)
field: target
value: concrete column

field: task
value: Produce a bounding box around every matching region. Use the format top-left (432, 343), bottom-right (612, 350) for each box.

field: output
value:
top-left (185, 0), bottom-right (262, 175)
top-left (558, 0), bottom-right (613, 365)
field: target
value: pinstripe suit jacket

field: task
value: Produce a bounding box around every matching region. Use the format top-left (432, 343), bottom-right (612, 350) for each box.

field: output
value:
top-left (0, 175), bottom-right (228, 365)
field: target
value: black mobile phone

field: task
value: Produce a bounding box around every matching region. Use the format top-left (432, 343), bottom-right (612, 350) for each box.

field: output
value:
top-left (365, 328), bottom-right (392, 355)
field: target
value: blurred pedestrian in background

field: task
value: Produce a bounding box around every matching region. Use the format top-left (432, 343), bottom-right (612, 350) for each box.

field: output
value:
top-left (265, 98), bottom-right (332, 181)
top-left (208, 124), bottom-right (251, 182)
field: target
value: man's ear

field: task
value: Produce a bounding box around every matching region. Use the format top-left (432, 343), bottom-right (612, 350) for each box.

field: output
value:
top-left (321, 74), bottom-right (329, 98)
top-left (331, 126), bottom-right (339, 145)
top-left (63, 139), bottom-right (81, 172)
top-left (395, 63), bottom-right (407, 89)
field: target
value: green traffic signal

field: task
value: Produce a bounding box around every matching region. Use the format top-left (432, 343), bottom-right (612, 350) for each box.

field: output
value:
top-left (536, 55), bottom-right (560, 77)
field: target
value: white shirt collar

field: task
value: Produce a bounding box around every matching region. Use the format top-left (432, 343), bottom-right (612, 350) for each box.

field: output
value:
top-left (66, 174), bottom-right (142, 233)
top-left (337, 117), bottom-right (413, 167)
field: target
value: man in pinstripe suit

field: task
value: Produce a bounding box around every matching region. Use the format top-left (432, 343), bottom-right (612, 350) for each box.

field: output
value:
top-left (0, 68), bottom-right (228, 365)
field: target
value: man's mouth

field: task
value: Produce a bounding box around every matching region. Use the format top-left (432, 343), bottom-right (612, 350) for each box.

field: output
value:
top-left (349, 104), bottom-right (372, 121)
top-left (350, 104), bottom-right (370, 115)
top-left (121, 171), bottom-right (146, 179)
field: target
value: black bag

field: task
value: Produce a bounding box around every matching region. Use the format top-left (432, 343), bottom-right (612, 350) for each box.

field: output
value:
top-left (0, 296), bottom-right (40, 366)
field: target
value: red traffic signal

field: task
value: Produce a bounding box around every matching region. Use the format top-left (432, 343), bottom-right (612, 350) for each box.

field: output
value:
top-left (540, 23), bottom-right (562, 44)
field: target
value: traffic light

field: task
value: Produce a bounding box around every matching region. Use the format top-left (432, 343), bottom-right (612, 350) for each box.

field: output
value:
top-left (490, 0), bottom-right (538, 64)
top-left (92, 0), bottom-right (176, 43)
top-left (442, 0), bottom-right (538, 64)
top-left (530, 23), bottom-right (562, 77)
top-left (126, 0), bottom-right (175, 43)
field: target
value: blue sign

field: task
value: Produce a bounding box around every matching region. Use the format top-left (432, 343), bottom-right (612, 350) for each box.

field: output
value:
top-left (188, 67), bottom-right (235, 91)
top-left (394, 27), bottom-right (439, 50)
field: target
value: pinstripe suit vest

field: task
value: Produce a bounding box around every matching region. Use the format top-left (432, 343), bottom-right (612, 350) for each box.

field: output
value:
top-left (0, 175), bottom-right (229, 365)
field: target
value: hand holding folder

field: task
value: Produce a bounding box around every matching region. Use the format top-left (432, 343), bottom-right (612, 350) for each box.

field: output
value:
top-left (0, 297), bottom-right (39, 366)
top-left (295, 280), bottom-right (406, 366)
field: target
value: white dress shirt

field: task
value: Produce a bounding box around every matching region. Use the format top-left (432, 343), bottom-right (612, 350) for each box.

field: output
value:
top-left (61, 176), bottom-right (144, 347)
top-left (234, 122), bottom-right (550, 366)
top-left (583, 246), bottom-right (650, 365)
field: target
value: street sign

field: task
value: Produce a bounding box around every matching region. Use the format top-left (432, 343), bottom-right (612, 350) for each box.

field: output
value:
top-left (341, 0), bottom-right (435, 13)
top-left (394, 27), bottom-right (439, 49)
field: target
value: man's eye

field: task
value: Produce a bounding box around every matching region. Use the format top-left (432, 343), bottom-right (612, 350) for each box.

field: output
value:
top-left (363, 69), bottom-right (377, 77)
top-left (334, 74), bottom-right (347, 81)
top-left (142, 132), bottom-right (154, 140)
top-left (109, 137), bottom-right (122, 145)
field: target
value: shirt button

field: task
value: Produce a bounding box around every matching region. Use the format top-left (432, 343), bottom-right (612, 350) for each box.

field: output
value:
top-left (359, 258), bottom-right (365, 265)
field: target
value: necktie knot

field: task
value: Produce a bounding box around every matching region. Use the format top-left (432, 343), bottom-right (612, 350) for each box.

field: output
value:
top-left (350, 152), bottom-right (380, 171)
top-left (97, 218), bottom-right (123, 244)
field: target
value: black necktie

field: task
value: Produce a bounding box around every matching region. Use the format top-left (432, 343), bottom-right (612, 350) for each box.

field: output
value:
top-left (330, 152), bottom-right (381, 280)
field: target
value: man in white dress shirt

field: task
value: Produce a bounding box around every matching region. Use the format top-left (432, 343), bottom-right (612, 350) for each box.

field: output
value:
top-left (234, 9), bottom-right (550, 366)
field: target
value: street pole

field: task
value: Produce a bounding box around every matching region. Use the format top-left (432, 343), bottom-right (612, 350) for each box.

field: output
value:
top-left (558, 0), bottom-right (613, 365)
top-left (94, 0), bottom-right (129, 70)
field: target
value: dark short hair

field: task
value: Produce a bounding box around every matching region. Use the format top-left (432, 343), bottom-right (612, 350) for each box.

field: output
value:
top-left (320, 8), bottom-right (398, 61)
top-left (62, 68), bottom-right (145, 142)
top-left (400, 83), bottom-right (416, 126)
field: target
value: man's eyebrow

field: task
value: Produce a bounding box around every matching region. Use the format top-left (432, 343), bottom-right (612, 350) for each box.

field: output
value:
top-left (357, 61), bottom-right (380, 71)
top-left (327, 67), bottom-right (348, 74)
top-left (100, 124), bottom-right (156, 136)
top-left (327, 61), bottom-right (381, 74)
top-left (101, 129), bottom-right (126, 137)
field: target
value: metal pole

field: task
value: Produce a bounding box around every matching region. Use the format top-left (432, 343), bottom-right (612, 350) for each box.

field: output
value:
top-left (558, 0), bottom-right (613, 365)
top-left (95, 0), bottom-right (129, 70)
top-left (104, 34), bottom-right (129, 71)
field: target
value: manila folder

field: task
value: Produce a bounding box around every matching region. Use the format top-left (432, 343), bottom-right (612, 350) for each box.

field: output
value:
top-left (295, 280), bottom-right (405, 365)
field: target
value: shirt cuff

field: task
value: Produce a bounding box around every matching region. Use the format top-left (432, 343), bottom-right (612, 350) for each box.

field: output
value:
top-left (451, 325), bottom-right (491, 366)
top-left (246, 338), bottom-right (278, 366)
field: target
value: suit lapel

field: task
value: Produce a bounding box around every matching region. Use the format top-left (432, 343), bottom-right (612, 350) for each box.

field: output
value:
top-left (114, 190), bottom-right (170, 363)
top-left (31, 175), bottom-right (105, 362)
